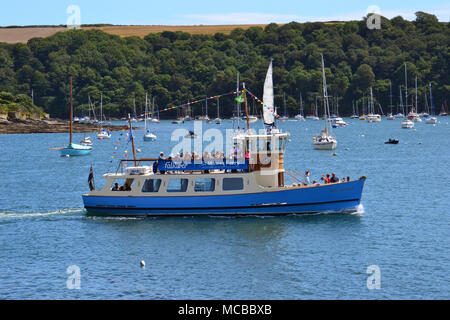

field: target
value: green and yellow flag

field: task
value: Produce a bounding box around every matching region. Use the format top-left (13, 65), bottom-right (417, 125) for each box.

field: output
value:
top-left (235, 93), bottom-right (244, 103)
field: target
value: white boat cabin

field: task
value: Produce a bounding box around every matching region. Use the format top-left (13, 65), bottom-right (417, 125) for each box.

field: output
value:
top-left (91, 132), bottom-right (294, 196)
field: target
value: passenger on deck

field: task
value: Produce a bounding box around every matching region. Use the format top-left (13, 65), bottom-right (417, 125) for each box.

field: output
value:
top-left (305, 170), bottom-right (311, 184)
top-left (330, 173), bottom-right (339, 183)
top-left (124, 184), bottom-right (131, 191)
top-left (245, 151), bottom-right (253, 172)
top-left (158, 152), bottom-right (166, 174)
top-left (321, 174), bottom-right (331, 184)
top-left (112, 183), bottom-right (119, 191)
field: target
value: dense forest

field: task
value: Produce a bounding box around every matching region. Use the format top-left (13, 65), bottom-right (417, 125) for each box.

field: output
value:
top-left (0, 12), bottom-right (448, 119)
top-left (0, 91), bottom-right (45, 116)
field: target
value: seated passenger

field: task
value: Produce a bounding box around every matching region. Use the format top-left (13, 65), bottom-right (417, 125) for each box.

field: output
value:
top-left (330, 173), bottom-right (339, 183)
top-left (112, 183), bottom-right (119, 191)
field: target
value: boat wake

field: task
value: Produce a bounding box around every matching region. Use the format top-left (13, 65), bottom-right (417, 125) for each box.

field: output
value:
top-left (352, 204), bottom-right (365, 216)
top-left (0, 208), bottom-right (83, 220)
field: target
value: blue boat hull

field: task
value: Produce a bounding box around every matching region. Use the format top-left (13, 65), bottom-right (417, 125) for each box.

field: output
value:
top-left (82, 178), bottom-right (365, 217)
top-left (60, 143), bottom-right (92, 156)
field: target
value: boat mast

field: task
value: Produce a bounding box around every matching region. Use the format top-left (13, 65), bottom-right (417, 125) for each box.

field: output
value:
top-left (389, 81), bottom-right (393, 114)
top-left (243, 82), bottom-right (250, 134)
top-left (216, 97), bottom-right (220, 119)
top-left (404, 63), bottom-right (408, 114)
top-left (144, 93), bottom-right (148, 131)
top-left (128, 114), bottom-right (137, 167)
top-left (415, 76), bottom-right (418, 113)
top-left (429, 83), bottom-right (435, 115)
top-left (320, 53), bottom-right (331, 133)
top-left (69, 77), bottom-right (73, 145)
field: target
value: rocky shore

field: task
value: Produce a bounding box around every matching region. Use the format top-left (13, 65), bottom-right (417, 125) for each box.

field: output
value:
top-left (0, 118), bottom-right (137, 134)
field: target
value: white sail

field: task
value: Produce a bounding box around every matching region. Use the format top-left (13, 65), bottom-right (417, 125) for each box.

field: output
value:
top-left (263, 60), bottom-right (275, 125)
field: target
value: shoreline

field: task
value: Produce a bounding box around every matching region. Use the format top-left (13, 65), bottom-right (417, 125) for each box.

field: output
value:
top-left (0, 118), bottom-right (139, 134)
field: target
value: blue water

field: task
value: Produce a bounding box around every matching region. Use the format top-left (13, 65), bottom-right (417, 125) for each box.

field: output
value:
top-left (0, 118), bottom-right (449, 299)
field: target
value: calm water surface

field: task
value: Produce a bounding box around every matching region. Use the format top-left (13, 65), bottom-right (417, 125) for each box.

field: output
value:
top-left (0, 118), bottom-right (449, 299)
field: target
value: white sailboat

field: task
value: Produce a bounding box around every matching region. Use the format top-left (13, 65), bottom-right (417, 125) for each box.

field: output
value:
top-left (313, 54), bottom-right (337, 150)
top-left (143, 93), bottom-right (157, 141)
top-left (214, 97), bottom-right (222, 124)
top-left (151, 97), bottom-right (160, 123)
top-left (295, 92), bottom-right (306, 121)
top-left (366, 87), bottom-right (381, 122)
top-left (407, 76), bottom-right (421, 122)
top-left (279, 92), bottom-right (289, 121)
top-left (262, 59), bottom-right (278, 132)
top-left (350, 101), bottom-right (359, 119)
top-left (306, 96), bottom-right (320, 120)
top-left (96, 94), bottom-right (111, 139)
top-left (425, 83), bottom-right (437, 124)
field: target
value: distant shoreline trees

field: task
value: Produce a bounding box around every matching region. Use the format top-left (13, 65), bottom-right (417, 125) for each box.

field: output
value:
top-left (0, 12), bottom-right (448, 119)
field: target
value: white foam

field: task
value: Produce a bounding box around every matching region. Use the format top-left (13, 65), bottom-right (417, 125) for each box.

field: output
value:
top-left (0, 208), bottom-right (82, 219)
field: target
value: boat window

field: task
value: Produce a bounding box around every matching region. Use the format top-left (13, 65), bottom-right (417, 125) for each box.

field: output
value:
top-left (111, 178), bottom-right (134, 192)
top-left (167, 179), bottom-right (189, 192)
top-left (222, 178), bottom-right (244, 191)
top-left (194, 178), bottom-right (215, 192)
top-left (142, 179), bottom-right (162, 193)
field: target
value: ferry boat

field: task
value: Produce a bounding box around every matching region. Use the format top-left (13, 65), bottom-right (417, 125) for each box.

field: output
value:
top-left (82, 61), bottom-right (365, 217)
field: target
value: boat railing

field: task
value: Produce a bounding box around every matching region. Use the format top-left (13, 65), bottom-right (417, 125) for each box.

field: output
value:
top-left (116, 158), bottom-right (249, 174)
top-left (116, 158), bottom-right (158, 174)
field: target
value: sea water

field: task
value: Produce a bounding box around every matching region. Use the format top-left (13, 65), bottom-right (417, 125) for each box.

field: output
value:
top-left (0, 118), bottom-right (449, 299)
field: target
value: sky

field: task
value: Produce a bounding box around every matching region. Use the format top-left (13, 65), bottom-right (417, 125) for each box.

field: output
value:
top-left (0, 0), bottom-right (449, 26)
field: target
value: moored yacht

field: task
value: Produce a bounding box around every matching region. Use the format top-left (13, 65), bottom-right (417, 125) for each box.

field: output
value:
top-left (313, 54), bottom-right (337, 150)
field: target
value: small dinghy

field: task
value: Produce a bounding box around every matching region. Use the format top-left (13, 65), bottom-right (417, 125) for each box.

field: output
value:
top-left (385, 138), bottom-right (399, 144)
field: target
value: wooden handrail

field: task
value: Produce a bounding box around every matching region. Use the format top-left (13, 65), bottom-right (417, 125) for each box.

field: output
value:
top-left (285, 171), bottom-right (305, 184)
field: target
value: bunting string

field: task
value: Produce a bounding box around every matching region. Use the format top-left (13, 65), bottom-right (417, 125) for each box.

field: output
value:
top-left (146, 88), bottom-right (277, 116)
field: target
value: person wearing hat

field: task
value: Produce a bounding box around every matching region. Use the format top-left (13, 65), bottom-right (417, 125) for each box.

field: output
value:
top-left (158, 152), bottom-right (166, 174)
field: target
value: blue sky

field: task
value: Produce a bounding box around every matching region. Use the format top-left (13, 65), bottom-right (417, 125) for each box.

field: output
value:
top-left (1, 0), bottom-right (449, 26)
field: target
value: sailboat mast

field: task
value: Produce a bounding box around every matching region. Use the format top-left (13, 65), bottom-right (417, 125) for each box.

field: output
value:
top-left (320, 54), bottom-right (331, 132)
top-left (145, 93), bottom-right (148, 131)
top-left (236, 72), bottom-right (240, 121)
top-left (429, 83), bottom-right (434, 115)
top-left (415, 76), bottom-right (418, 113)
top-left (69, 77), bottom-right (73, 145)
top-left (243, 82), bottom-right (250, 134)
top-left (389, 81), bottom-right (393, 113)
top-left (216, 97), bottom-right (220, 119)
top-left (404, 63), bottom-right (408, 114)
top-left (128, 114), bottom-right (137, 167)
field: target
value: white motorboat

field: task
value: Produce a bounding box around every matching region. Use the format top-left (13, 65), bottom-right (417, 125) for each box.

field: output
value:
top-left (425, 116), bottom-right (437, 124)
top-left (328, 116), bottom-right (347, 127)
top-left (96, 128), bottom-right (111, 139)
top-left (401, 119), bottom-right (414, 129)
top-left (80, 136), bottom-right (93, 146)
